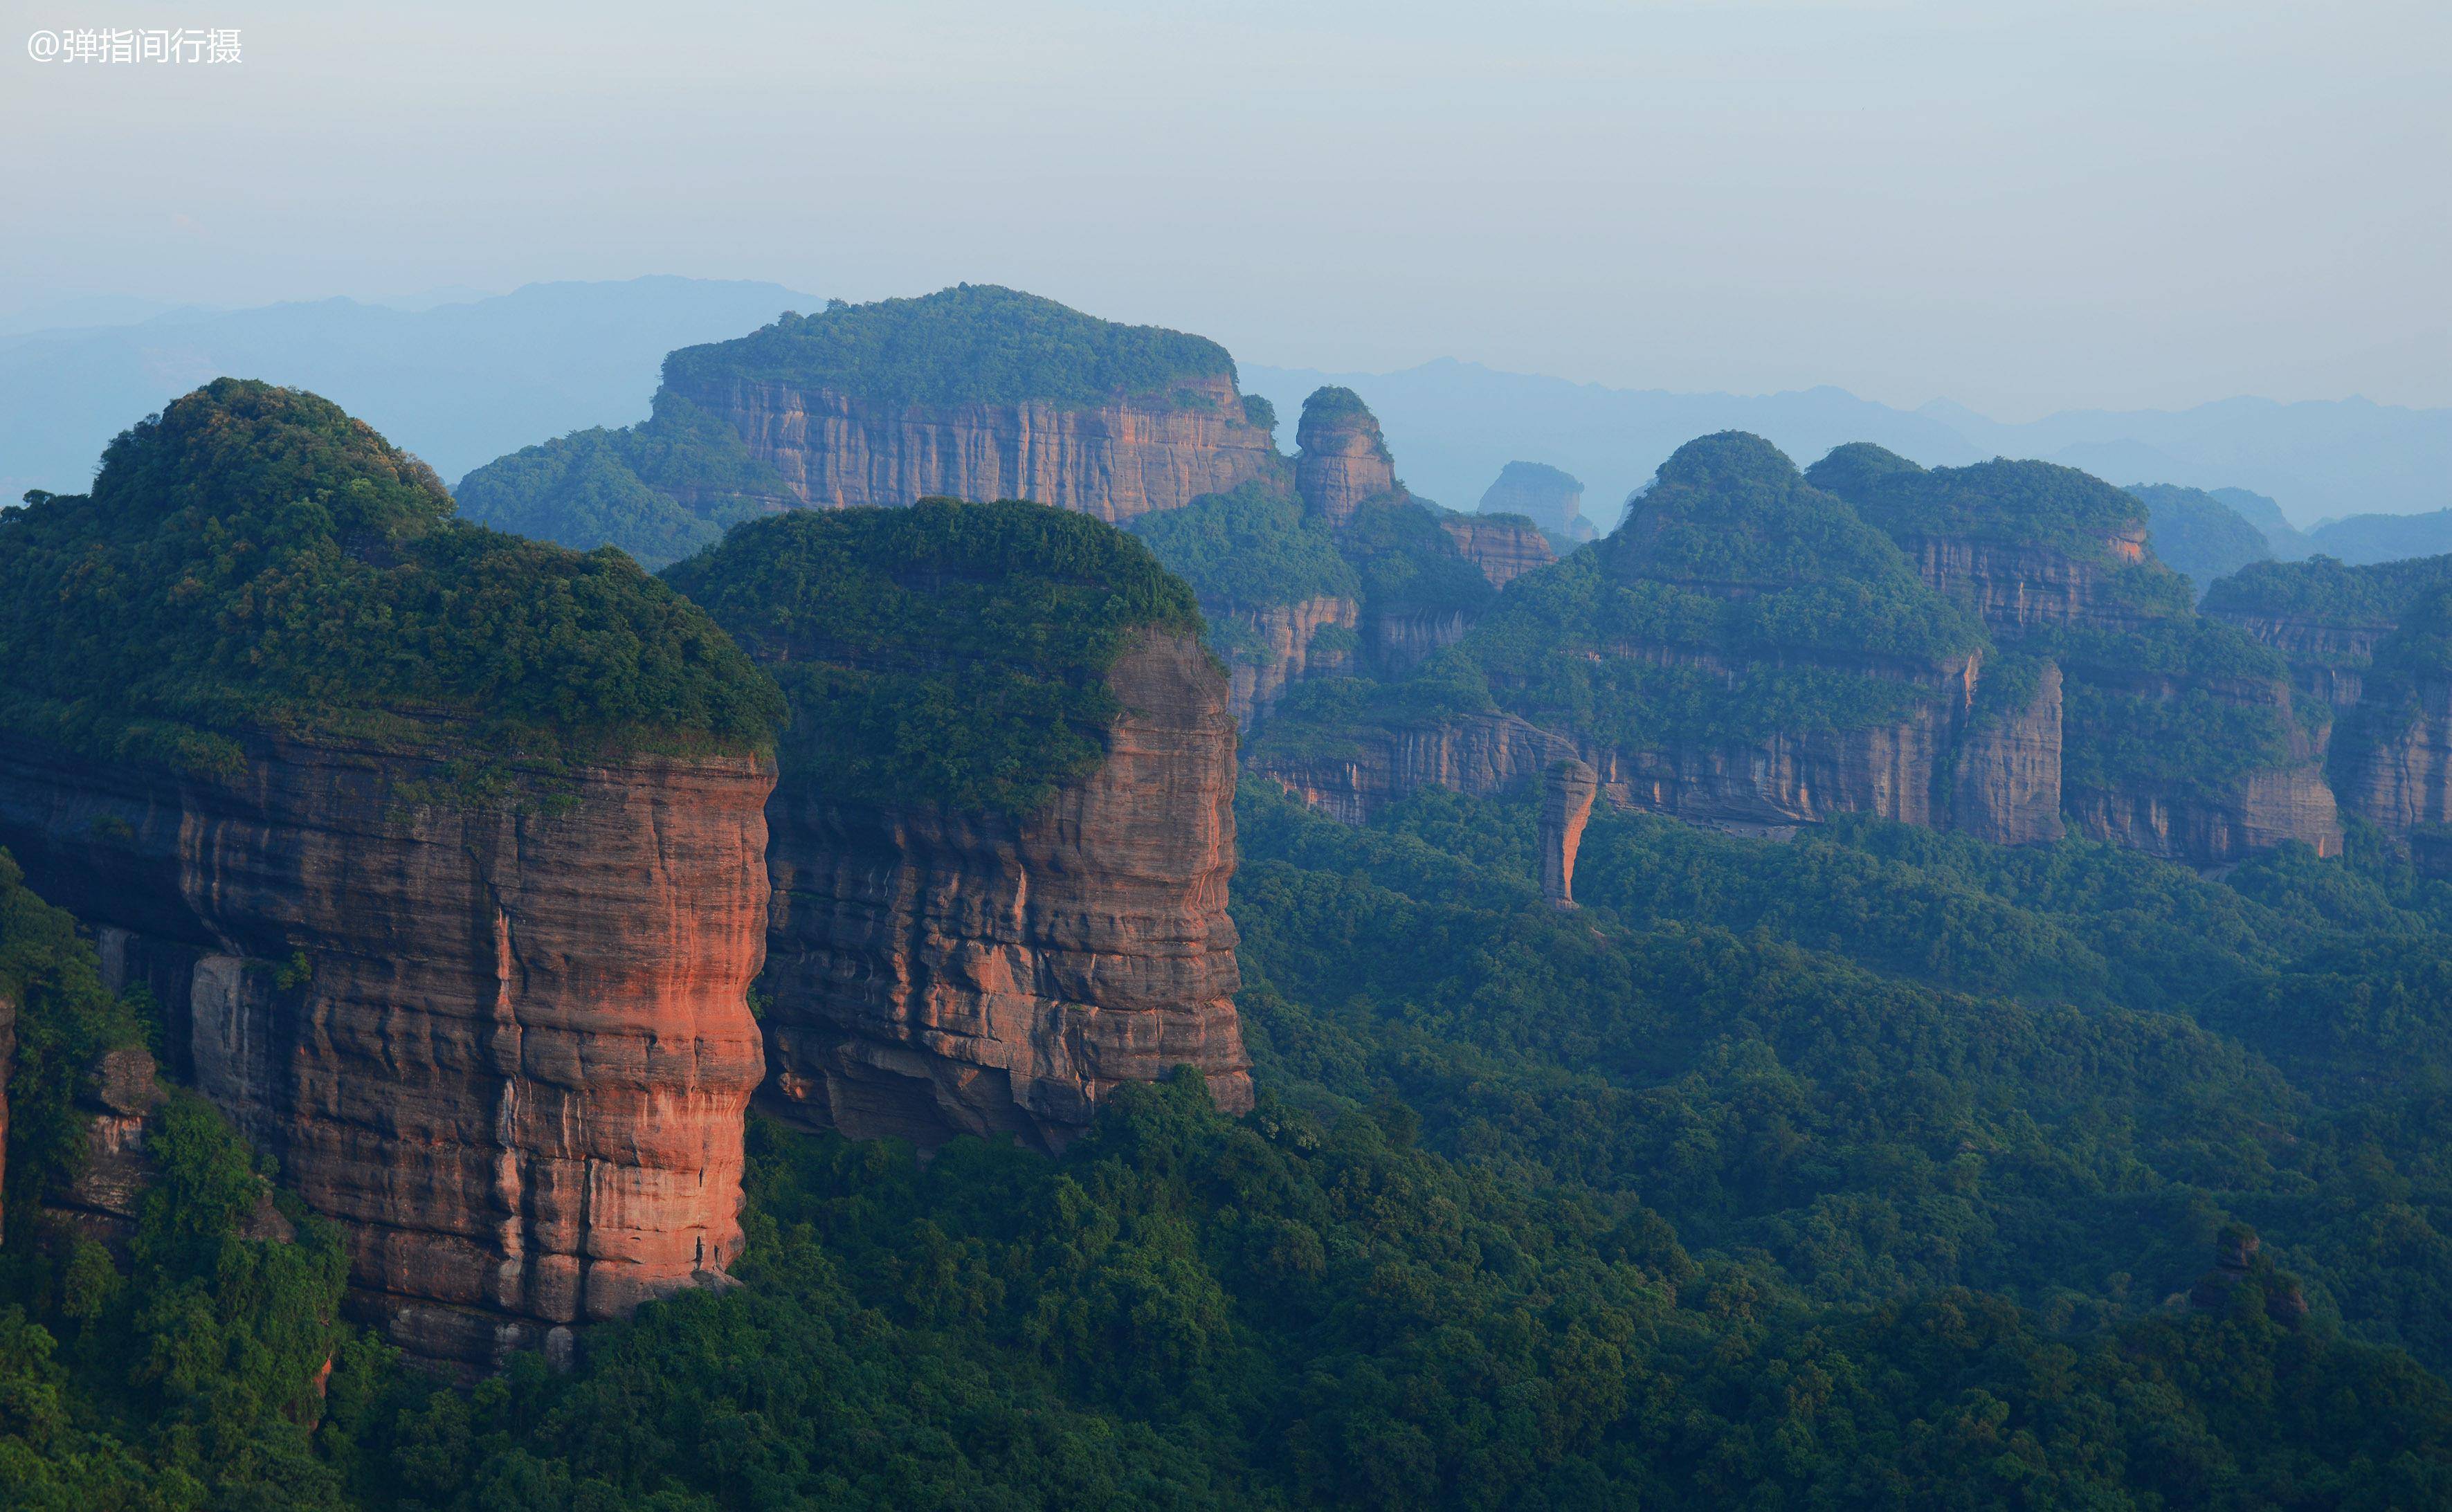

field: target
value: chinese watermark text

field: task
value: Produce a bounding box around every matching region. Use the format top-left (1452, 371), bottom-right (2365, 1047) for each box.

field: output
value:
top-left (26, 28), bottom-right (241, 64)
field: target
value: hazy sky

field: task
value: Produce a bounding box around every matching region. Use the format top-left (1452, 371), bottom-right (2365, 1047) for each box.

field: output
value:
top-left (3, 0), bottom-right (2444, 419)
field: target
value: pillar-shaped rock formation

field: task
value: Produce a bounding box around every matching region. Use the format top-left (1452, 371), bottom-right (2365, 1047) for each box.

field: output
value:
top-left (1541, 760), bottom-right (1599, 907)
top-left (0, 736), bottom-right (775, 1367)
top-left (664, 500), bottom-right (1254, 1155)
top-left (760, 632), bottom-right (1250, 1149)
top-left (1296, 387), bottom-right (1397, 526)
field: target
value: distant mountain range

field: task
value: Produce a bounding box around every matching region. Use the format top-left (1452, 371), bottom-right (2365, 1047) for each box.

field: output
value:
top-left (1242, 360), bottom-right (2450, 531)
top-left (3, 277), bottom-right (2441, 544)
top-left (0, 277), bottom-right (819, 502)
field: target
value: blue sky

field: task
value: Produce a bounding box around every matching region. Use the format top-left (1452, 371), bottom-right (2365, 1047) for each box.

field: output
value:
top-left (2, 0), bottom-right (2443, 419)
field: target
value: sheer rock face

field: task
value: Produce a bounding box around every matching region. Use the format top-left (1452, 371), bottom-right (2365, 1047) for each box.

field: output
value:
top-left (1950, 662), bottom-right (2067, 846)
top-left (1366, 607), bottom-right (1475, 675)
top-left (2206, 612), bottom-right (2395, 711)
top-left (1255, 668), bottom-right (1965, 834)
top-left (1478, 463), bottom-right (1587, 538)
top-left (2063, 707), bottom-right (2342, 864)
top-left (1540, 761), bottom-right (1598, 907)
top-left (666, 372), bottom-right (1278, 525)
top-left (0, 734), bottom-right (773, 1370)
top-left (1295, 404), bottom-right (1397, 527)
top-left (1212, 594), bottom-right (1360, 730)
top-left (1894, 530), bottom-right (2152, 635)
top-left (759, 632), bottom-right (1252, 1154)
top-left (1440, 516), bottom-right (1556, 589)
top-left (2333, 677), bottom-right (2452, 835)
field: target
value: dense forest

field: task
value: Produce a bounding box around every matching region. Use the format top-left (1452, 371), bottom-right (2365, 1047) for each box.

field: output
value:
top-left (8, 379), bottom-right (2452, 1509)
top-left (10, 780), bottom-right (2452, 1506)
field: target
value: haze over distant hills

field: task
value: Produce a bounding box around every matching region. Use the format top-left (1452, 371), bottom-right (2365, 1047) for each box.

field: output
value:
top-left (1242, 360), bottom-right (2451, 530)
top-left (3, 277), bottom-right (2441, 539)
top-left (0, 277), bottom-right (819, 502)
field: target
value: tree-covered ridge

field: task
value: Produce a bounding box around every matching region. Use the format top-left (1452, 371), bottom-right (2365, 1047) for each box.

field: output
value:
top-left (1810, 445), bottom-right (2150, 558)
top-left (1124, 479), bottom-right (1358, 612)
top-left (0, 380), bottom-right (784, 779)
top-left (2125, 483), bottom-right (2273, 596)
top-left (453, 391), bottom-right (794, 570)
top-left (2203, 552), bottom-right (2452, 628)
top-left (660, 285), bottom-right (1242, 410)
top-left (662, 498), bottom-right (1204, 817)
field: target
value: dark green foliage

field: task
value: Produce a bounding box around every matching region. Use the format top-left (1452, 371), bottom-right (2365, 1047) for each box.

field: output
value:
top-left (1239, 393), bottom-right (1276, 432)
top-left (1336, 496), bottom-right (1493, 617)
top-left (0, 850), bottom-right (145, 1239)
top-left (1125, 480), bottom-right (1357, 612)
top-left (663, 499), bottom-right (1201, 817)
top-left (0, 380), bottom-right (784, 782)
top-left (661, 285), bottom-right (1239, 408)
top-left (453, 392), bottom-right (790, 570)
top-left (1815, 449), bottom-right (2149, 559)
top-left (1, 851), bottom-right (374, 1509)
top-left (2125, 483), bottom-right (2273, 595)
top-left (2204, 552), bottom-right (2452, 630)
top-left (366, 781), bottom-right (2452, 1508)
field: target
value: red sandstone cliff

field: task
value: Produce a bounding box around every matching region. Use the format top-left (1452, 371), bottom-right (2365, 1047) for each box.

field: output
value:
top-left (0, 733), bottom-right (773, 1369)
top-left (1540, 760), bottom-right (1598, 907)
top-left (1295, 391), bottom-right (1397, 526)
top-left (1440, 516), bottom-right (1556, 589)
top-left (1213, 594), bottom-right (1360, 729)
top-left (759, 632), bottom-right (1251, 1152)
top-left (664, 372), bottom-right (1278, 525)
top-left (1893, 530), bottom-right (2152, 636)
top-left (1949, 662), bottom-right (2066, 846)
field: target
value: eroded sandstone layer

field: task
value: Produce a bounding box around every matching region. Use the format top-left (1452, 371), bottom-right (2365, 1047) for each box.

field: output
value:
top-left (667, 372), bottom-right (1278, 524)
top-left (1440, 515), bottom-right (1556, 588)
top-left (1295, 389), bottom-right (1397, 526)
top-left (1950, 661), bottom-right (2067, 846)
top-left (759, 632), bottom-right (1251, 1150)
top-left (1215, 594), bottom-right (1360, 729)
top-left (0, 733), bottom-right (773, 1369)
top-left (1540, 760), bottom-right (1598, 907)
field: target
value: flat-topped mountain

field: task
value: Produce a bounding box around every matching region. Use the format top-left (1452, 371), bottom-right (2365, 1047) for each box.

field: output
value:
top-left (0, 380), bottom-right (785, 1367)
top-left (664, 499), bottom-right (1252, 1151)
top-left (1478, 459), bottom-right (1595, 543)
top-left (457, 286), bottom-right (1284, 565)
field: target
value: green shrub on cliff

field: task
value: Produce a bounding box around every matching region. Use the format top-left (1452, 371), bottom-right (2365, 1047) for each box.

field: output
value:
top-left (664, 498), bottom-right (1203, 817)
top-left (661, 284), bottom-right (1241, 408)
top-left (0, 380), bottom-right (784, 781)
top-left (453, 391), bottom-right (791, 570)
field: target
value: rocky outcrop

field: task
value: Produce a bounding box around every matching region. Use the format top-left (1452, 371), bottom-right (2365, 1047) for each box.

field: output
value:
top-left (1367, 606), bottom-right (1475, 673)
top-left (2204, 611), bottom-right (2394, 711)
top-left (0, 733), bottom-right (774, 1370)
top-left (1479, 462), bottom-right (1588, 538)
top-left (2065, 742), bottom-right (2342, 864)
top-left (1950, 662), bottom-right (2066, 846)
top-left (1540, 760), bottom-right (1598, 907)
top-left (1214, 594), bottom-right (1359, 729)
top-left (759, 632), bottom-right (1252, 1152)
top-left (42, 1046), bottom-right (163, 1248)
top-left (668, 372), bottom-right (1278, 525)
top-left (2333, 678), bottom-right (2452, 835)
top-left (1893, 532), bottom-right (2152, 637)
top-left (1295, 389), bottom-right (1396, 527)
top-left (1440, 516), bottom-right (1556, 589)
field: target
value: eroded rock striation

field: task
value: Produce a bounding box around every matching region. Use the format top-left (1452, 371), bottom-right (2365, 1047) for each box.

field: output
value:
top-left (1949, 660), bottom-right (2066, 846)
top-left (1540, 760), bottom-right (1598, 907)
top-left (1440, 514), bottom-right (1556, 589)
top-left (0, 381), bottom-right (785, 1367)
top-left (1216, 594), bottom-right (1361, 729)
top-left (1294, 387), bottom-right (1397, 526)
top-left (660, 286), bottom-right (1280, 525)
top-left (665, 501), bottom-right (1253, 1154)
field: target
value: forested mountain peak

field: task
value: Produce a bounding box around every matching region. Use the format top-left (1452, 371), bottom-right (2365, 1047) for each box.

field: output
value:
top-left (660, 284), bottom-right (1240, 408)
top-left (0, 379), bottom-right (783, 776)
